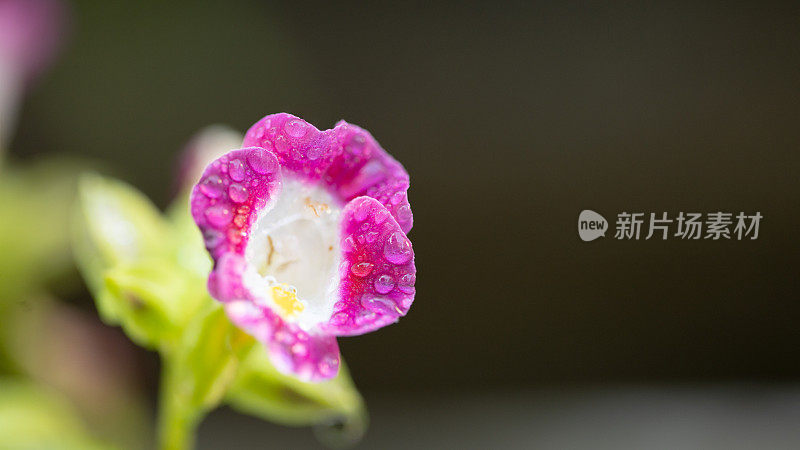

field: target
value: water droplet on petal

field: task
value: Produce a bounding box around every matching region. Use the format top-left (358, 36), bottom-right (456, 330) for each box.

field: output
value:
top-left (398, 273), bottom-right (416, 294)
top-left (342, 235), bottom-right (356, 252)
top-left (284, 119), bottom-right (308, 138)
top-left (205, 205), bottom-right (232, 228)
top-left (275, 135), bottom-right (291, 153)
top-left (318, 355), bottom-right (338, 378)
top-left (396, 204), bottom-right (412, 222)
top-left (354, 201), bottom-right (370, 221)
top-left (307, 146), bottom-right (322, 160)
top-left (360, 295), bottom-right (399, 315)
top-left (351, 262), bottom-right (373, 277)
top-left (199, 175), bottom-right (224, 198)
top-left (384, 231), bottom-right (412, 264)
top-left (229, 159), bottom-right (246, 181)
top-left (291, 342), bottom-right (308, 357)
top-left (355, 310), bottom-right (377, 325)
top-left (374, 208), bottom-right (390, 225)
top-left (374, 274), bottom-right (395, 294)
top-left (391, 191), bottom-right (405, 205)
top-left (228, 183), bottom-right (249, 203)
top-left (330, 312), bottom-right (349, 326)
top-left (247, 148), bottom-right (277, 174)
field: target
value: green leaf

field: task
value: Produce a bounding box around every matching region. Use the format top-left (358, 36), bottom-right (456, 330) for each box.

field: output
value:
top-left (72, 173), bottom-right (169, 321)
top-left (0, 378), bottom-right (112, 449)
top-left (225, 344), bottom-right (367, 444)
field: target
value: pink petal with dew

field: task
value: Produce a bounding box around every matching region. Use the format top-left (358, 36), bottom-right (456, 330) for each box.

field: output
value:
top-left (328, 122), bottom-right (413, 233)
top-left (243, 113), bottom-right (343, 182)
top-left (326, 196), bottom-right (416, 336)
top-left (190, 147), bottom-right (282, 290)
top-left (243, 113), bottom-right (413, 233)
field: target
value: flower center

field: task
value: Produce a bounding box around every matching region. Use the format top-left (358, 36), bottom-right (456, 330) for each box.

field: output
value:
top-left (244, 177), bottom-right (342, 327)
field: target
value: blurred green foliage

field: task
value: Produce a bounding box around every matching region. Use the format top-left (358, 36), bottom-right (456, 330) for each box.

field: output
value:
top-left (0, 378), bottom-right (110, 449)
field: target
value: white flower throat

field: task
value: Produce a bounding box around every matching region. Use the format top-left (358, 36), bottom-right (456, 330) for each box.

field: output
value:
top-left (244, 177), bottom-right (342, 328)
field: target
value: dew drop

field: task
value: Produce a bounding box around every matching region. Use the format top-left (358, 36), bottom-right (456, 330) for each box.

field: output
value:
top-left (246, 148), bottom-right (277, 174)
top-left (205, 205), bottom-right (232, 228)
top-left (330, 312), bottom-right (349, 326)
top-left (391, 191), bottom-right (405, 205)
top-left (318, 355), bottom-right (338, 377)
top-left (228, 183), bottom-right (249, 203)
top-left (355, 311), bottom-right (377, 325)
top-left (307, 146), bottom-right (322, 160)
top-left (351, 262), bottom-right (373, 277)
top-left (384, 231), bottom-right (412, 264)
top-left (341, 235), bottom-right (356, 253)
top-left (353, 201), bottom-right (370, 221)
top-left (396, 204), bottom-right (412, 223)
top-left (360, 295), bottom-right (398, 315)
top-left (374, 274), bottom-right (395, 294)
top-left (229, 159), bottom-right (246, 181)
top-left (284, 119), bottom-right (308, 138)
top-left (275, 135), bottom-right (291, 153)
top-left (374, 208), bottom-right (390, 225)
top-left (398, 273), bottom-right (416, 294)
top-left (291, 342), bottom-right (308, 357)
top-left (199, 175), bottom-right (224, 198)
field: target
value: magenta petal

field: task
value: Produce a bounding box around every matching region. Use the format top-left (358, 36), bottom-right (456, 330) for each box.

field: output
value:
top-left (0, 0), bottom-right (66, 80)
top-left (190, 146), bottom-right (281, 282)
top-left (242, 113), bottom-right (343, 182)
top-left (225, 301), bottom-right (341, 382)
top-left (327, 197), bottom-right (416, 336)
top-left (327, 121), bottom-right (413, 233)
top-left (243, 114), bottom-right (413, 233)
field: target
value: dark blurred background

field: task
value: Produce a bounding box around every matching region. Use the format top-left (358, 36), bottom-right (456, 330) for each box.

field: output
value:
top-left (10, 0), bottom-right (800, 447)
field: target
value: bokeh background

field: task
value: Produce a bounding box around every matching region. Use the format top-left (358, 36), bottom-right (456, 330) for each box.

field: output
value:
top-left (9, 0), bottom-right (800, 448)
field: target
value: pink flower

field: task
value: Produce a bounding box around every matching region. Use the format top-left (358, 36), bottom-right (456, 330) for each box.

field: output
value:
top-left (0, 0), bottom-right (66, 149)
top-left (190, 113), bottom-right (415, 381)
top-left (0, 0), bottom-right (64, 80)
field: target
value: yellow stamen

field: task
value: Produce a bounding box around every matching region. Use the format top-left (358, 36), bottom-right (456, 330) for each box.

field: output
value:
top-left (272, 284), bottom-right (304, 317)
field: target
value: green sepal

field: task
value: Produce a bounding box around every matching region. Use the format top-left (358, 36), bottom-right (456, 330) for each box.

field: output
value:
top-left (101, 259), bottom-right (206, 350)
top-left (226, 344), bottom-right (367, 444)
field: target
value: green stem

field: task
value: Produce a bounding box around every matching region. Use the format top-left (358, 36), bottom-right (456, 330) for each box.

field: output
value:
top-left (158, 362), bottom-right (199, 450)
